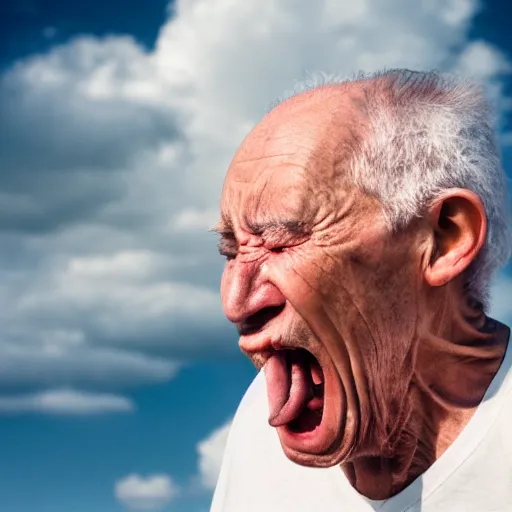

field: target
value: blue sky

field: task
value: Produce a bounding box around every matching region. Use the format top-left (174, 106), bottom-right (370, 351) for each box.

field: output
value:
top-left (0, 1), bottom-right (511, 511)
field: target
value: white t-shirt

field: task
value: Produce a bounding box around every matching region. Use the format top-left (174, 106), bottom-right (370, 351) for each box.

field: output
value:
top-left (211, 338), bottom-right (512, 511)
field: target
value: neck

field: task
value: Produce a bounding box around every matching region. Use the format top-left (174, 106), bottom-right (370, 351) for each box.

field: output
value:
top-left (342, 291), bottom-right (510, 500)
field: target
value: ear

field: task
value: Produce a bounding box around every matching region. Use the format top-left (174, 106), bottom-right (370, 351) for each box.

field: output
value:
top-left (424, 189), bottom-right (487, 288)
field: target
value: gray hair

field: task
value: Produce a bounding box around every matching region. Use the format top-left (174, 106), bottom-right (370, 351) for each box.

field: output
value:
top-left (272, 69), bottom-right (512, 307)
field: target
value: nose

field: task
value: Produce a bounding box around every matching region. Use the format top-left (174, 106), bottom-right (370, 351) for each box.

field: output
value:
top-left (221, 259), bottom-right (286, 335)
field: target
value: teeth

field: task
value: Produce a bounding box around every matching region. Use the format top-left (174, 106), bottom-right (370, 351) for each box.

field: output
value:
top-left (310, 358), bottom-right (324, 386)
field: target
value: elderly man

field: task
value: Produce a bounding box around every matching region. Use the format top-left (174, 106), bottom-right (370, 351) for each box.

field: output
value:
top-left (211, 70), bottom-right (512, 511)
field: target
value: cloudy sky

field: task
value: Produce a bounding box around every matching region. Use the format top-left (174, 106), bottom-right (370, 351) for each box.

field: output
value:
top-left (1, 0), bottom-right (511, 511)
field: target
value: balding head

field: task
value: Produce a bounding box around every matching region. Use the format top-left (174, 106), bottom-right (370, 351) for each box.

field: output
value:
top-left (230, 83), bottom-right (367, 178)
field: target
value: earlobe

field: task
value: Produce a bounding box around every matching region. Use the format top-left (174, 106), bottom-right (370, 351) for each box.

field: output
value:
top-left (424, 189), bottom-right (487, 288)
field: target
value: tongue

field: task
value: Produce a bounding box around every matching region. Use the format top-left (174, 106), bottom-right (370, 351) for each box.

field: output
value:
top-left (264, 351), bottom-right (313, 427)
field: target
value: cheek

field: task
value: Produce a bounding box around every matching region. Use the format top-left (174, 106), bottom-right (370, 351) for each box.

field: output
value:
top-left (346, 257), bottom-right (420, 369)
top-left (315, 249), bottom-right (418, 348)
top-left (260, 250), bottom-right (320, 316)
top-left (267, 250), bottom-right (348, 345)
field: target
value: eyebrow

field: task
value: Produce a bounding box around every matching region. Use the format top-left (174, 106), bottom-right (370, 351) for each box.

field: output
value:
top-left (210, 218), bottom-right (309, 237)
top-left (244, 218), bottom-right (308, 236)
top-left (210, 220), bottom-right (234, 235)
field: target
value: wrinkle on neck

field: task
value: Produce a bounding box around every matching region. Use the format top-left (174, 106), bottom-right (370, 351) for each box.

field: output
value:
top-left (342, 288), bottom-right (510, 500)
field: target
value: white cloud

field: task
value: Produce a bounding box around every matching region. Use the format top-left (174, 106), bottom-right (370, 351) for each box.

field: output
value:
top-left (455, 40), bottom-right (511, 79)
top-left (435, 0), bottom-right (477, 27)
top-left (197, 420), bottom-right (232, 490)
top-left (0, 0), bottom-right (510, 388)
top-left (0, 389), bottom-right (134, 415)
top-left (115, 474), bottom-right (178, 511)
top-left (172, 208), bottom-right (219, 232)
top-left (0, 341), bottom-right (177, 387)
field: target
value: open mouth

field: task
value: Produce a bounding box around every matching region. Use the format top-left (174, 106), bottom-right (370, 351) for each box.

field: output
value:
top-left (264, 348), bottom-right (325, 435)
top-left (263, 344), bottom-right (345, 461)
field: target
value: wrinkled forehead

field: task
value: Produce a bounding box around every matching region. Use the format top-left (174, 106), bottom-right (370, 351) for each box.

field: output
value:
top-left (221, 88), bottom-right (365, 229)
top-left (222, 153), bottom-right (316, 231)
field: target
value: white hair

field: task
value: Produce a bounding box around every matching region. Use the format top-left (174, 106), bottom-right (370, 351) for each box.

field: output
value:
top-left (272, 69), bottom-right (512, 307)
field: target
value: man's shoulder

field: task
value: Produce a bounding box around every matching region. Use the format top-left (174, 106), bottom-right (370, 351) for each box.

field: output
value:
top-left (212, 373), bottom-right (356, 512)
top-left (228, 371), bottom-right (275, 450)
top-left (211, 373), bottom-right (284, 511)
top-left (238, 370), bottom-right (267, 411)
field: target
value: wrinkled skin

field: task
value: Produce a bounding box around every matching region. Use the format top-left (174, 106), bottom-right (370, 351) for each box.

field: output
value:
top-left (217, 84), bottom-right (510, 499)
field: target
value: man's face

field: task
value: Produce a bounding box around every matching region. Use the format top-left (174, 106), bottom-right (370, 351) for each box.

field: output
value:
top-left (218, 91), bottom-right (424, 467)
